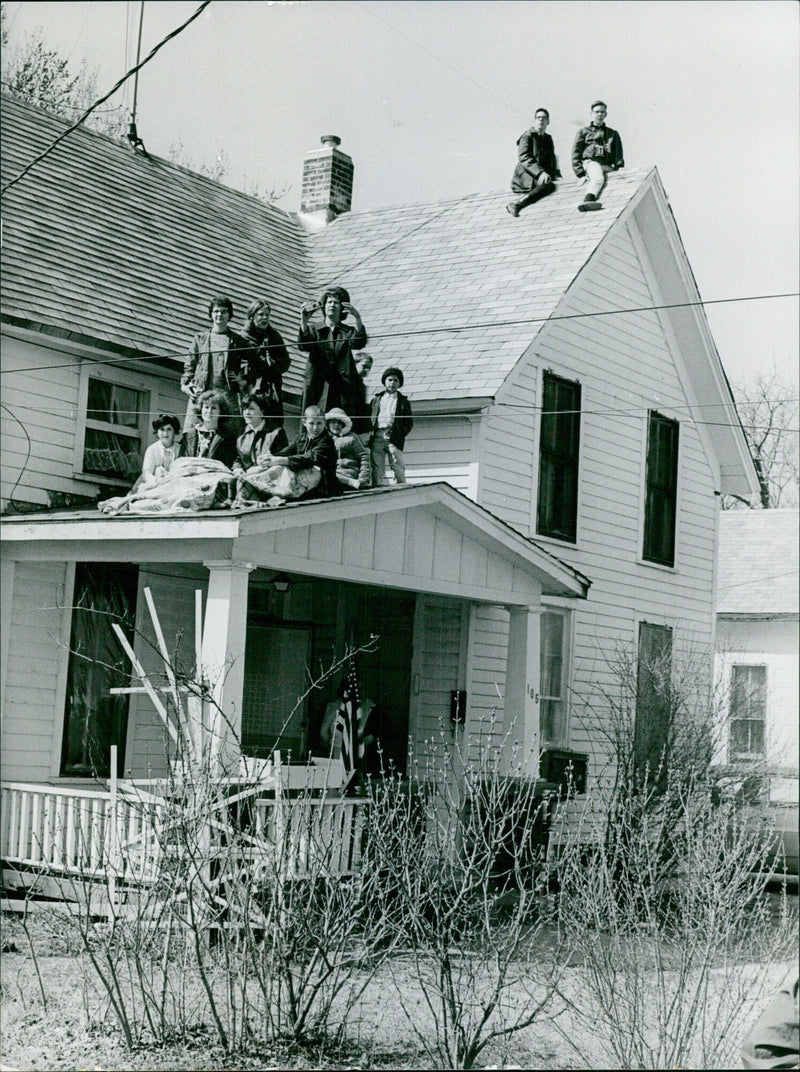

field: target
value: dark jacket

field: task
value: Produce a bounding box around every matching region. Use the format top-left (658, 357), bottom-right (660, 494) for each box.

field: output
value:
top-left (511, 128), bottom-right (561, 192)
top-left (181, 328), bottom-right (254, 397)
top-left (370, 390), bottom-right (414, 451)
top-left (572, 123), bottom-right (624, 177)
top-left (234, 424), bottom-right (288, 471)
top-left (182, 425), bottom-right (239, 469)
top-left (299, 321), bottom-right (369, 424)
top-left (275, 426), bottom-right (341, 499)
top-left (242, 325), bottom-right (291, 416)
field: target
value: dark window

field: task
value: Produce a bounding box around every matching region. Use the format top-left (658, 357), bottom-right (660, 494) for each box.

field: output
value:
top-left (643, 412), bottom-right (679, 566)
top-left (729, 665), bottom-right (767, 759)
top-left (82, 377), bottom-right (147, 482)
top-left (634, 622), bottom-right (673, 783)
top-left (61, 563), bottom-right (139, 777)
top-left (537, 372), bottom-right (581, 542)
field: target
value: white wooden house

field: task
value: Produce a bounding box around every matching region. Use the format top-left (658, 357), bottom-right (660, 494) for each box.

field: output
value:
top-left (714, 509), bottom-right (798, 871)
top-left (0, 94), bottom-right (757, 884)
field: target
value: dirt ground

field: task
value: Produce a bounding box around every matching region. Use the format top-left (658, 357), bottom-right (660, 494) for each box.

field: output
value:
top-left (0, 903), bottom-right (795, 1071)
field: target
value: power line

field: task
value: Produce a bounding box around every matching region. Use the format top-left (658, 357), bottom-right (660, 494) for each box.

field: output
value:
top-left (354, 1), bottom-right (529, 121)
top-left (1, 291), bottom-right (796, 377)
top-left (1, 397), bottom-right (796, 434)
top-left (0, 0), bottom-right (213, 197)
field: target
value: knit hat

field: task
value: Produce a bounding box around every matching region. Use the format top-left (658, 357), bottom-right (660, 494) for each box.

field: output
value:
top-left (325, 407), bottom-right (352, 435)
top-left (381, 366), bottom-right (404, 387)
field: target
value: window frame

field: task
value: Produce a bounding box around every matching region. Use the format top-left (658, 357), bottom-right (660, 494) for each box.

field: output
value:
top-left (728, 663), bottom-right (768, 761)
top-left (539, 605), bottom-right (572, 750)
top-left (535, 369), bottom-right (582, 544)
top-left (642, 410), bottom-right (680, 568)
top-left (634, 620), bottom-right (674, 783)
top-left (73, 362), bottom-right (151, 487)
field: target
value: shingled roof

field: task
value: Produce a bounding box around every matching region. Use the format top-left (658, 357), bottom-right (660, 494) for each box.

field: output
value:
top-left (717, 509), bottom-right (800, 616)
top-left (307, 170), bottom-right (655, 402)
top-left (0, 94), bottom-right (315, 395)
top-left (2, 94), bottom-right (657, 407)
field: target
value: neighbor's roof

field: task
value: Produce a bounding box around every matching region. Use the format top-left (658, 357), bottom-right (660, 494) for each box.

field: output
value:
top-left (0, 94), bottom-right (315, 395)
top-left (308, 170), bottom-right (655, 402)
top-left (716, 509), bottom-right (799, 616)
top-left (1, 93), bottom-right (653, 405)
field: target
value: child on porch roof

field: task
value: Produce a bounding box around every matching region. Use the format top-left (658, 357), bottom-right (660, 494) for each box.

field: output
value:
top-left (369, 366), bottom-right (413, 486)
top-left (140, 414), bottom-right (182, 486)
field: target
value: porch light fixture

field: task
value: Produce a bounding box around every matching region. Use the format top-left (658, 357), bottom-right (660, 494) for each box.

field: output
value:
top-left (271, 572), bottom-right (292, 593)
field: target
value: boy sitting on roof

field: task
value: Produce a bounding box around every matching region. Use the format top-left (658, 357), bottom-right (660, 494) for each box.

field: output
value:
top-left (507, 107), bottom-right (560, 218)
top-left (572, 100), bottom-right (624, 212)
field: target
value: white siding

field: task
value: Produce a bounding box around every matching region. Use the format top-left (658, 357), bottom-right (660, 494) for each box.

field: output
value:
top-left (410, 597), bottom-right (466, 763)
top-left (472, 221), bottom-right (720, 784)
top-left (404, 416), bottom-right (477, 497)
top-left (1, 561), bottom-right (71, 781)
top-left (1, 330), bottom-right (184, 510)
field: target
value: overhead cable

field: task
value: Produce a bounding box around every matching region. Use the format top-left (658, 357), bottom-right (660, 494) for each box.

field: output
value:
top-left (0, 0), bottom-right (213, 197)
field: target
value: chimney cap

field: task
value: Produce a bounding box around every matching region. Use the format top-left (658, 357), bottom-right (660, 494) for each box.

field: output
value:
top-left (320, 134), bottom-right (342, 148)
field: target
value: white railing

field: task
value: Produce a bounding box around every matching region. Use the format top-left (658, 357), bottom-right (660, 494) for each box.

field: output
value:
top-left (1, 781), bottom-right (368, 892)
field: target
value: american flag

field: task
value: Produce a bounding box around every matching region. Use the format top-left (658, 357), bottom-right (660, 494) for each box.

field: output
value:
top-left (334, 660), bottom-right (360, 790)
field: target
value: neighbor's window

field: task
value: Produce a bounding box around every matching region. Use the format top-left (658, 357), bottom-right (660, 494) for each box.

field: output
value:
top-left (540, 609), bottom-right (570, 747)
top-left (729, 664), bottom-right (767, 759)
top-left (78, 369), bottom-right (149, 484)
top-left (537, 371), bottom-right (581, 542)
top-left (61, 562), bottom-right (139, 777)
top-left (643, 411), bottom-right (679, 566)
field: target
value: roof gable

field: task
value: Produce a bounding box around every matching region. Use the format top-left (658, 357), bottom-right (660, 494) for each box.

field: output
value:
top-left (307, 171), bottom-right (653, 402)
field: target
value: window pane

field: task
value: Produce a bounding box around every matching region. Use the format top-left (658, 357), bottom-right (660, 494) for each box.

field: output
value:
top-left (540, 611), bottom-right (567, 746)
top-left (643, 412), bottom-right (678, 565)
top-left (730, 665), bottom-right (766, 757)
top-left (537, 373), bottom-right (581, 542)
top-left (87, 379), bottom-right (143, 430)
top-left (62, 563), bottom-right (138, 777)
top-left (83, 427), bottom-right (142, 480)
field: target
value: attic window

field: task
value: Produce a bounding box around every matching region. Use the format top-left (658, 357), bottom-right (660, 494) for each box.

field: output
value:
top-left (75, 366), bottom-right (150, 486)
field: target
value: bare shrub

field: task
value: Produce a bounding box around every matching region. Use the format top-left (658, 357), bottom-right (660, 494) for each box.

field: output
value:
top-left (362, 724), bottom-right (564, 1070)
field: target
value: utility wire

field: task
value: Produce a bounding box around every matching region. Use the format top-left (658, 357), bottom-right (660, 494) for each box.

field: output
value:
top-left (1, 291), bottom-right (796, 377)
top-left (0, 0), bottom-right (212, 197)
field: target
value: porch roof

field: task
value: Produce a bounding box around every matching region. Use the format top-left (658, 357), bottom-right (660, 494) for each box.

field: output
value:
top-left (0, 482), bottom-right (590, 605)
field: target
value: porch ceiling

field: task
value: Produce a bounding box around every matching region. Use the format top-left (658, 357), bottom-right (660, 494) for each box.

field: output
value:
top-left (0, 482), bottom-right (589, 604)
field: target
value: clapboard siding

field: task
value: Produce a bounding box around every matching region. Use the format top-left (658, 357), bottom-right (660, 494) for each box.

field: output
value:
top-left (1, 560), bottom-right (71, 780)
top-left (404, 417), bottom-right (475, 496)
top-left (466, 220), bottom-right (719, 784)
top-left (1, 330), bottom-right (184, 510)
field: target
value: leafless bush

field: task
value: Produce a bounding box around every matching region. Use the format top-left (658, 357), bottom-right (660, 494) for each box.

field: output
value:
top-left (552, 778), bottom-right (796, 1069)
top-left (362, 723), bottom-right (564, 1070)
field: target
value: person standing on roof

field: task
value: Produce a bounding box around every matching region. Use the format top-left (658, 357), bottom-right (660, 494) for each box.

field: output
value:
top-left (299, 286), bottom-right (370, 435)
top-left (572, 100), bottom-right (624, 212)
top-left (240, 298), bottom-right (291, 423)
top-left (181, 296), bottom-right (253, 431)
top-left (507, 108), bottom-right (561, 218)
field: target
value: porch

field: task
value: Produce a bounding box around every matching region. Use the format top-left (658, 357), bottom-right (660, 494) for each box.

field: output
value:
top-left (1, 483), bottom-right (589, 900)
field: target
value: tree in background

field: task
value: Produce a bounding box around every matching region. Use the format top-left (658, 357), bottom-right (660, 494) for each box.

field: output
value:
top-left (725, 365), bottom-right (799, 509)
top-left (1, 4), bottom-right (127, 140)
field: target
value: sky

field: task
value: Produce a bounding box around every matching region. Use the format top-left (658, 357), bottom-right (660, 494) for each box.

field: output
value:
top-left (3, 0), bottom-right (798, 387)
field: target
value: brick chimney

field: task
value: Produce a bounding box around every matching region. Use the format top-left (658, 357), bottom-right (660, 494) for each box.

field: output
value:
top-left (300, 135), bottom-right (353, 223)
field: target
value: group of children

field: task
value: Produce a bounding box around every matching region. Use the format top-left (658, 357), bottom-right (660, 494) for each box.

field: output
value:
top-left (131, 286), bottom-right (414, 511)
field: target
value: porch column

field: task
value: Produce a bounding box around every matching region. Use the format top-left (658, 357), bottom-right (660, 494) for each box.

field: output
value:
top-left (505, 604), bottom-right (541, 778)
top-left (201, 561), bottom-right (255, 769)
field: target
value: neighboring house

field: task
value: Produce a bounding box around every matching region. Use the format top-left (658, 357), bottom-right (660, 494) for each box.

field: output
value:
top-left (1, 92), bottom-right (757, 849)
top-left (715, 510), bottom-right (799, 831)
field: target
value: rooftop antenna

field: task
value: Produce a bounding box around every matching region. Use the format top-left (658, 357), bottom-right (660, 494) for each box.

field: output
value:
top-left (127, 1), bottom-right (146, 153)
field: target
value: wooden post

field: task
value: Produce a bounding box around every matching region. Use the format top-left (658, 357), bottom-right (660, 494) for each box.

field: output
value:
top-left (505, 604), bottom-right (542, 778)
top-left (109, 744), bottom-right (118, 907)
top-left (201, 561), bottom-right (254, 774)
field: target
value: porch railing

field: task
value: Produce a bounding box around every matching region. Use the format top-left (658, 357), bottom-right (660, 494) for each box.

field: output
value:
top-left (1, 781), bottom-right (368, 894)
